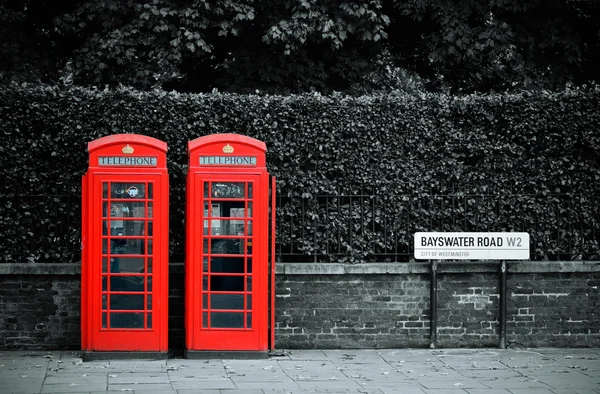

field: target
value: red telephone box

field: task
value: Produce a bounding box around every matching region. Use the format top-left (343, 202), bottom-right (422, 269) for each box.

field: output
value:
top-left (185, 134), bottom-right (275, 358)
top-left (81, 134), bottom-right (169, 359)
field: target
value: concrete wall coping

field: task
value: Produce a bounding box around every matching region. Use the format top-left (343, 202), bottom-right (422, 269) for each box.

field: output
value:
top-left (276, 261), bottom-right (600, 275)
top-left (1, 261), bottom-right (599, 276)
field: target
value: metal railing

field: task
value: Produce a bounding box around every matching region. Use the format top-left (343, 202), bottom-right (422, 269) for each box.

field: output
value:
top-left (1, 183), bottom-right (599, 263)
top-left (275, 185), bottom-right (600, 263)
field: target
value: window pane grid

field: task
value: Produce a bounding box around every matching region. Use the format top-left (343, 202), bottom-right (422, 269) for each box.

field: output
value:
top-left (100, 181), bottom-right (154, 330)
top-left (201, 180), bottom-right (254, 330)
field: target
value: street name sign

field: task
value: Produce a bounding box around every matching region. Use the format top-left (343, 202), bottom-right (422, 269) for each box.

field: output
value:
top-left (414, 232), bottom-right (530, 260)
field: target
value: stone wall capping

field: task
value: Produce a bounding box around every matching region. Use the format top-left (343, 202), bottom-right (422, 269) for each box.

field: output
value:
top-left (1, 261), bottom-right (599, 276)
top-left (275, 261), bottom-right (600, 275)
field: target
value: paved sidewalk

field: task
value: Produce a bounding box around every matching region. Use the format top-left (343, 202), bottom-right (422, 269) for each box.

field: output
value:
top-left (0, 348), bottom-right (599, 394)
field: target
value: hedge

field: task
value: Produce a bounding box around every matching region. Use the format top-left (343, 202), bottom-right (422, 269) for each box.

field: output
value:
top-left (1, 84), bottom-right (599, 263)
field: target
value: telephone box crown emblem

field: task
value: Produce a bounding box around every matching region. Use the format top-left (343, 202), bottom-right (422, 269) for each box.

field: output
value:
top-left (222, 144), bottom-right (234, 154)
top-left (122, 144), bottom-right (134, 154)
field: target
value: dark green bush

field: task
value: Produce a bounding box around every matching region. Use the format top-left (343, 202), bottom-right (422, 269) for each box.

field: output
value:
top-left (1, 84), bottom-right (599, 263)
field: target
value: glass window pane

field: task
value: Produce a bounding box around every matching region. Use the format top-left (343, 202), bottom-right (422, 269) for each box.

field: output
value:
top-left (211, 238), bottom-right (243, 255)
top-left (147, 295), bottom-right (152, 310)
top-left (110, 239), bottom-right (145, 255)
top-left (103, 202), bottom-right (108, 218)
top-left (203, 238), bottom-right (209, 253)
top-left (212, 183), bottom-right (244, 199)
top-left (102, 294), bottom-right (107, 309)
top-left (203, 220), bottom-right (209, 235)
top-left (102, 276), bottom-right (107, 291)
top-left (210, 294), bottom-right (244, 310)
top-left (246, 258), bottom-right (252, 273)
top-left (102, 220), bottom-right (108, 235)
top-left (202, 312), bottom-right (208, 328)
top-left (246, 295), bottom-right (252, 310)
top-left (147, 183), bottom-right (153, 199)
top-left (103, 183), bottom-right (108, 199)
top-left (204, 202), bottom-right (209, 217)
top-left (147, 313), bottom-right (152, 329)
top-left (102, 238), bottom-right (108, 254)
top-left (210, 275), bottom-right (244, 292)
top-left (110, 294), bottom-right (144, 310)
top-left (147, 257), bottom-right (152, 273)
top-left (144, 221), bottom-right (154, 237)
top-left (203, 276), bottom-right (208, 291)
top-left (148, 202), bottom-right (153, 218)
top-left (210, 257), bottom-right (244, 273)
top-left (148, 276), bottom-right (152, 292)
top-left (246, 313), bottom-right (252, 329)
top-left (248, 183), bottom-right (253, 199)
top-left (102, 257), bottom-right (108, 273)
top-left (147, 239), bottom-right (153, 255)
top-left (211, 220), bottom-right (246, 236)
top-left (110, 202), bottom-right (146, 219)
top-left (110, 183), bottom-right (145, 199)
top-left (110, 257), bottom-right (145, 273)
top-left (202, 294), bottom-right (208, 309)
top-left (110, 313), bottom-right (144, 328)
top-left (110, 276), bottom-right (145, 292)
top-left (203, 257), bottom-right (209, 272)
top-left (102, 312), bottom-right (107, 328)
top-left (247, 277), bottom-right (252, 291)
top-left (204, 182), bottom-right (209, 198)
top-left (210, 312), bottom-right (243, 328)
top-left (247, 202), bottom-right (253, 218)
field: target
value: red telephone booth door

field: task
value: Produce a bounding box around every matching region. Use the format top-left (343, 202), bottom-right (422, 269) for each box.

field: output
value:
top-left (85, 174), bottom-right (168, 351)
top-left (188, 173), bottom-right (268, 351)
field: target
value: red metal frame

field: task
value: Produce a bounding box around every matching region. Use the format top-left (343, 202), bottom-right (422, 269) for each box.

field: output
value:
top-left (186, 134), bottom-right (271, 352)
top-left (270, 175), bottom-right (276, 351)
top-left (82, 134), bottom-right (169, 352)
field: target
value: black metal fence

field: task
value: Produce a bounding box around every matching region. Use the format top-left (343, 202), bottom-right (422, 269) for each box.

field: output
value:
top-left (275, 185), bottom-right (600, 263)
top-left (1, 183), bottom-right (599, 263)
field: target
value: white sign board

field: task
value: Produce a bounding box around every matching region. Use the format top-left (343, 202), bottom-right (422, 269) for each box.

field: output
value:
top-left (414, 232), bottom-right (530, 260)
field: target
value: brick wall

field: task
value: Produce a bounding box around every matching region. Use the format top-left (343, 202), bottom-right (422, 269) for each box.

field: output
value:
top-left (507, 272), bottom-right (600, 347)
top-left (168, 271), bottom-right (185, 354)
top-left (275, 274), bottom-right (430, 348)
top-left (0, 275), bottom-right (80, 349)
top-left (436, 272), bottom-right (499, 347)
top-left (274, 263), bottom-right (600, 349)
top-left (1, 262), bottom-right (599, 350)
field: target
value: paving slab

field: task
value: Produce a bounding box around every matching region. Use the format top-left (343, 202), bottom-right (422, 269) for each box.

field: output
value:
top-left (294, 380), bottom-right (365, 390)
top-left (278, 360), bottom-right (348, 381)
top-left (377, 389), bottom-right (429, 394)
top-left (321, 349), bottom-right (389, 364)
top-left (43, 372), bottom-right (108, 385)
top-left (2, 348), bottom-right (600, 393)
top-left (41, 382), bottom-right (108, 393)
top-left (171, 379), bottom-right (235, 390)
top-left (285, 350), bottom-right (329, 361)
top-left (503, 389), bottom-right (555, 394)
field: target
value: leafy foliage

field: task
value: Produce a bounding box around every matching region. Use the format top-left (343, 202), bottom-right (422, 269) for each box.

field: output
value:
top-left (1, 84), bottom-right (599, 263)
top-left (1, 0), bottom-right (599, 93)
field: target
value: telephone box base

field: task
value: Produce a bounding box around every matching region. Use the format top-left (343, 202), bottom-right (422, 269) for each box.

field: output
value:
top-left (82, 351), bottom-right (168, 362)
top-left (184, 350), bottom-right (268, 360)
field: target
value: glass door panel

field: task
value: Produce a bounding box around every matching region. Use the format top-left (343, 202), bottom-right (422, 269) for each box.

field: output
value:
top-left (101, 180), bottom-right (153, 330)
top-left (201, 180), bottom-right (253, 330)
